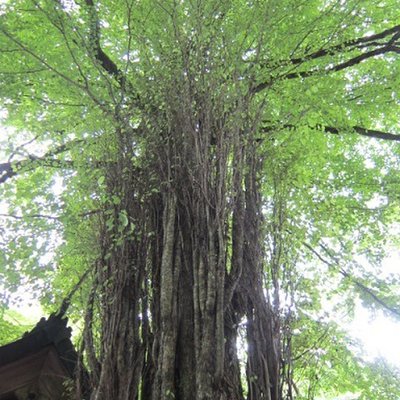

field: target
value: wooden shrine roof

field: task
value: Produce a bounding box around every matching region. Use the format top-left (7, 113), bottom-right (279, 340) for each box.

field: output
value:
top-left (0, 314), bottom-right (77, 399)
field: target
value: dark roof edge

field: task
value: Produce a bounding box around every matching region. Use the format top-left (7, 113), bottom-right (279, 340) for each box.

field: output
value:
top-left (0, 314), bottom-right (77, 376)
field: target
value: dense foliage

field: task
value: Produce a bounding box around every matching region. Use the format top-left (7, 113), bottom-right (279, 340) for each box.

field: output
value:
top-left (0, 1), bottom-right (399, 399)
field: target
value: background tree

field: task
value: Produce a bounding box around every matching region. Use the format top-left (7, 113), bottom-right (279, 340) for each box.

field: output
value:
top-left (0, 1), bottom-right (399, 399)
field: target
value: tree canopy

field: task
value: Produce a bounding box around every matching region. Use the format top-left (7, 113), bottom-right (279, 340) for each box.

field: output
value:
top-left (0, 1), bottom-right (399, 399)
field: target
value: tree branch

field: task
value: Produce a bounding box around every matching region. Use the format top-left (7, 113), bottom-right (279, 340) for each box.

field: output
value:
top-left (0, 25), bottom-right (109, 113)
top-left (253, 25), bottom-right (400, 93)
top-left (83, 0), bottom-right (126, 87)
top-left (0, 209), bottom-right (102, 220)
top-left (324, 125), bottom-right (400, 141)
top-left (0, 162), bottom-right (16, 184)
top-left (0, 139), bottom-right (83, 184)
top-left (284, 45), bottom-right (395, 81)
top-left (303, 242), bottom-right (400, 319)
top-left (0, 213), bottom-right (61, 221)
top-left (0, 68), bottom-right (47, 75)
top-left (56, 268), bottom-right (91, 318)
top-left (288, 25), bottom-right (400, 67)
top-left (261, 122), bottom-right (400, 142)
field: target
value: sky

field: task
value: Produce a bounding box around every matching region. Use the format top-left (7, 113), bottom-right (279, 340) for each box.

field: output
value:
top-left (346, 253), bottom-right (400, 366)
top-left (349, 303), bottom-right (400, 365)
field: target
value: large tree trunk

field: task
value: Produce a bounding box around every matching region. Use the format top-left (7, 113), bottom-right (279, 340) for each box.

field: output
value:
top-left (79, 35), bottom-right (280, 400)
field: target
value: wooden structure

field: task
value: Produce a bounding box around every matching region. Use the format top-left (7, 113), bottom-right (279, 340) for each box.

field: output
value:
top-left (0, 314), bottom-right (77, 400)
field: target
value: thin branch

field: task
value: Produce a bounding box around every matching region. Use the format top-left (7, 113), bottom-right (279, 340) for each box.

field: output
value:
top-left (291, 327), bottom-right (330, 362)
top-left (284, 45), bottom-right (394, 81)
top-left (288, 25), bottom-right (400, 67)
top-left (0, 209), bottom-right (102, 221)
top-left (20, 95), bottom-right (85, 107)
top-left (325, 125), bottom-right (400, 141)
top-left (0, 68), bottom-right (47, 75)
top-left (56, 268), bottom-right (91, 317)
top-left (8, 135), bottom-right (39, 163)
top-left (261, 122), bottom-right (400, 142)
top-left (32, 0), bottom-right (93, 91)
top-left (47, 0), bottom-right (121, 102)
top-left (303, 242), bottom-right (400, 319)
top-left (0, 213), bottom-right (61, 221)
top-left (0, 139), bottom-right (83, 184)
top-left (79, 0), bottom-right (142, 109)
top-left (0, 25), bottom-right (109, 113)
top-left (0, 27), bottom-right (83, 90)
top-left (253, 25), bottom-right (400, 93)
top-left (122, 0), bottom-right (136, 79)
top-left (83, 0), bottom-right (125, 86)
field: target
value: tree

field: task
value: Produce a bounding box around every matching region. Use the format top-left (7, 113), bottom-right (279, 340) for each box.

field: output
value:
top-left (0, 1), bottom-right (399, 399)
